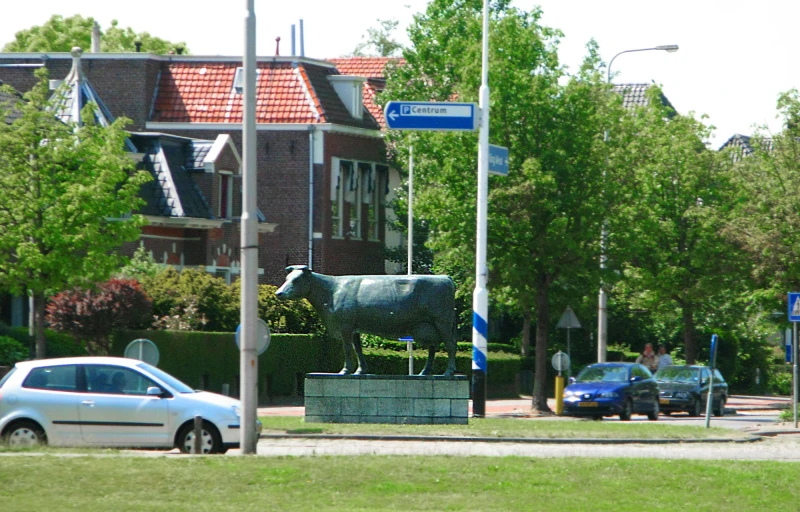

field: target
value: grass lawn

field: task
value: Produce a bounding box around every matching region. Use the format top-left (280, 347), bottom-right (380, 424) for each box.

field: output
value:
top-left (258, 416), bottom-right (746, 439)
top-left (0, 455), bottom-right (796, 511)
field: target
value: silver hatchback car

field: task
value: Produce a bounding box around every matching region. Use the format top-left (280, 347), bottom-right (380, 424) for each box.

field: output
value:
top-left (0, 356), bottom-right (261, 453)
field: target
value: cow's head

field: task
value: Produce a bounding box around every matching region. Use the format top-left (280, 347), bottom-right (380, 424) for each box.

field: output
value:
top-left (276, 265), bottom-right (312, 300)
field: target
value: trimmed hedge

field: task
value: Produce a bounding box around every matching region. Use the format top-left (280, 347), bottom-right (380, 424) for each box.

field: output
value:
top-left (113, 330), bottom-right (524, 399)
top-left (0, 324), bottom-right (87, 359)
top-left (115, 331), bottom-right (342, 397)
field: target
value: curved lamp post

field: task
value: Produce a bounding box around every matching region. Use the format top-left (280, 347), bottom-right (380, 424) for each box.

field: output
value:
top-left (597, 44), bottom-right (679, 364)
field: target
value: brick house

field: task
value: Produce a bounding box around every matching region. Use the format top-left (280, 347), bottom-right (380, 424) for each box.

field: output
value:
top-left (0, 49), bottom-right (393, 289)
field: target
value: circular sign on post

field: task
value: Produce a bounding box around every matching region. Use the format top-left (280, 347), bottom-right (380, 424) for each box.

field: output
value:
top-left (551, 351), bottom-right (570, 372)
top-left (235, 319), bottom-right (271, 356)
top-left (124, 338), bottom-right (160, 366)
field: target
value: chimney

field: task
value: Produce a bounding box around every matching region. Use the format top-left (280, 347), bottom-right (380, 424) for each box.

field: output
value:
top-left (176, 45), bottom-right (184, 55)
top-left (299, 19), bottom-right (305, 57)
top-left (328, 75), bottom-right (365, 120)
top-left (134, 40), bottom-right (142, 52)
top-left (275, 36), bottom-right (280, 56)
top-left (91, 21), bottom-right (101, 53)
top-left (291, 24), bottom-right (296, 56)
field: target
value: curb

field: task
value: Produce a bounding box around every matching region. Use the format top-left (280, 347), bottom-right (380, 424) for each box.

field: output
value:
top-left (258, 433), bottom-right (763, 444)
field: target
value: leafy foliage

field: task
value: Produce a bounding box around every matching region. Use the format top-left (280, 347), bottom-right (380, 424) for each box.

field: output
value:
top-left (0, 70), bottom-right (151, 357)
top-left (352, 18), bottom-right (403, 57)
top-left (46, 279), bottom-right (152, 355)
top-left (0, 335), bottom-right (27, 366)
top-left (3, 15), bottom-right (188, 54)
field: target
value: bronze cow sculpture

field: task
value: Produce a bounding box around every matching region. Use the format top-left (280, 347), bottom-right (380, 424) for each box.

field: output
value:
top-left (276, 266), bottom-right (457, 376)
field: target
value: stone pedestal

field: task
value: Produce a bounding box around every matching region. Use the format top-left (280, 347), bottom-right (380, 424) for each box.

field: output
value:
top-left (304, 373), bottom-right (469, 424)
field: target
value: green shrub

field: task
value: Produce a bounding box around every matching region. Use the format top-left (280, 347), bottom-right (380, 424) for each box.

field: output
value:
top-left (0, 324), bottom-right (86, 358)
top-left (359, 334), bottom-right (516, 354)
top-left (0, 336), bottom-right (27, 366)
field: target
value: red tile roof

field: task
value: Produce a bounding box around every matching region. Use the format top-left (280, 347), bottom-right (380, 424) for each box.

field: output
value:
top-left (328, 57), bottom-right (404, 80)
top-left (151, 61), bottom-right (325, 124)
top-left (328, 57), bottom-right (405, 128)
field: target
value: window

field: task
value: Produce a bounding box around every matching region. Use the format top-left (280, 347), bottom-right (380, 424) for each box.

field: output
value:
top-left (23, 365), bottom-right (77, 392)
top-left (232, 67), bottom-right (262, 94)
top-left (219, 172), bottom-right (233, 219)
top-left (713, 369), bottom-right (725, 382)
top-left (331, 160), bottom-right (351, 238)
top-left (369, 165), bottom-right (387, 241)
top-left (83, 365), bottom-right (158, 396)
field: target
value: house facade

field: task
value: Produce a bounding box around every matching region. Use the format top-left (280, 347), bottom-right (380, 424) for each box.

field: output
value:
top-left (0, 49), bottom-right (392, 289)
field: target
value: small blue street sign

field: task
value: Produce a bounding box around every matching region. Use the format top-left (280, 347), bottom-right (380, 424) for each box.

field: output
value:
top-left (488, 144), bottom-right (509, 176)
top-left (384, 101), bottom-right (479, 131)
top-left (789, 292), bottom-right (800, 322)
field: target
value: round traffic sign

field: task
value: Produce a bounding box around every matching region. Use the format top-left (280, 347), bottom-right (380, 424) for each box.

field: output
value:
top-left (551, 351), bottom-right (570, 372)
top-left (235, 319), bottom-right (271, 355)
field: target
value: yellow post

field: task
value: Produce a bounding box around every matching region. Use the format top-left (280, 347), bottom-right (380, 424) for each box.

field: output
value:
top-left (555, 375), bottom-right (565, 415)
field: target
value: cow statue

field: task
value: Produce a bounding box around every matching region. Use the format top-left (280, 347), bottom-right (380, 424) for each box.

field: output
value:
top-left (276, 265), bottom-right (457, 377)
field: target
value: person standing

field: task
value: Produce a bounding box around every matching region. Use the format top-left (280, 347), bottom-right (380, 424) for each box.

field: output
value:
top-left (636, 343), bottom-right (659, 373)
top-left (657, 344), bottom-right (673, 370)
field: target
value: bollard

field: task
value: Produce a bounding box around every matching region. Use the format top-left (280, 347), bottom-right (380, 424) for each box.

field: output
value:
top-left (193, 415), bottom-right (203, 454)
top-left (555, 376), bottom-right (564, 415)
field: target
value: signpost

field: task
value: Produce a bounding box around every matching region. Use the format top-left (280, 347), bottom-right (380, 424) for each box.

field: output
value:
top-left (789, 292), bottom-right (800, 428)
top-left (488, 144), bottom-right (509, 176)
top-left (551, 351), bottom-right (570, 415)
top-left (556, 306), bottom-right (581, 377)
top-left (704, 334), bottom-right (718, 428)
top-left (384, 101), bottom-right (479, 131)
top-left (400, 336), bottom-right (414, 375)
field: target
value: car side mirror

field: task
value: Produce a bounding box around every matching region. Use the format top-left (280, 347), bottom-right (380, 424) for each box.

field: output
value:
top-left (147, 386), bottom-right (164, 397)
top-left (568, 377), bottom-right (576, 384)
top-left (701, 379), bottom-right (708, 386)
top-left (630, 376), bottom-right (642, 383)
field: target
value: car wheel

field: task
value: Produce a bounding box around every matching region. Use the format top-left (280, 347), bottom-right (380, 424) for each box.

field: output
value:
top-left (592, 415), bottom-right (603, 421)
top-left (4, 420), bottom-right (47, 447)
top-left (619, 399), bottom-right (633, 421)
top-left (178, 421), bottom-right (223, 454)
top-left (647, 398), bottom-right (659, 421)
top-left (688, 397), bottom-right (701, 417)
top-left (714, 396), bottom-right (726, 417)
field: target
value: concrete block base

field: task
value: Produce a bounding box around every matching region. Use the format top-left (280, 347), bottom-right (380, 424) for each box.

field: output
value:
top-left (304, 373), bottom-right (469, 424)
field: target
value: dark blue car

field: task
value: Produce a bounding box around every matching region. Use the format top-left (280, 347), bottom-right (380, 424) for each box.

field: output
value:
top-left (563, 363), bottom-right (660, 421)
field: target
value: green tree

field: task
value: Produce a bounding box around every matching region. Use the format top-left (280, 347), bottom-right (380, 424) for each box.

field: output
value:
top-left (352, 18), bottom-right (403, 57)
top-left (3, 15), bottom-right (188, 54)
top-left (381, 0), bottom-right (626, 411)
top-left (611, 87), bottom-right (745, 364)
top-left (723, 90), bottom-right (800, 312)
top-left (0, 70), bottom-right (151, 358)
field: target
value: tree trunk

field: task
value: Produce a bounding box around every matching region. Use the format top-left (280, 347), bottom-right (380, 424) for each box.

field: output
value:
top-left (531, 279), bottom-right (551, 413)
top-left (33, 291), bottom-right (46, 359)
top-left (683, 304), bottom-right (696, 364)
top-left (521, 308), bottom-right (531, 358)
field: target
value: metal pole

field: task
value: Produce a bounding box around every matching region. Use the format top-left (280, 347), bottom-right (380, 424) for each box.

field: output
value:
top-left (566, 327), bottom-right (571, 378)
top-left (794, 322), bottom-right (798, 428)
top-left (193, 415), bottom-right (203, 454)
top-left (471, 0), bottom-right (490, 418)
top-left (408, 146), bottom-right (413, 276)
top-left (239, 0), bottom-right (259, 455)
top-left (597, 45), bottom-right (678, 363)
top-left (704, 367), bottom-right (715, 428)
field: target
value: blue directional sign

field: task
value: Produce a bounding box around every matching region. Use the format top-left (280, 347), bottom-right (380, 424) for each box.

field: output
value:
top-left (488, 144), bottom-right (509, 176)
top-left (790, 292), bottom-right (800, 322)
top-left (384, 101), bottom-right (478, 131)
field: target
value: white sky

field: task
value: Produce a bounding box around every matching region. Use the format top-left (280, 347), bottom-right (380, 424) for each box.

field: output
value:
top-left (0, 1), bottom-right (794, 145)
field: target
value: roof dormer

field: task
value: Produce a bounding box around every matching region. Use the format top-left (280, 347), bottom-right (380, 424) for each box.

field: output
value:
top-left (328, 75), bottom-right (366, 120)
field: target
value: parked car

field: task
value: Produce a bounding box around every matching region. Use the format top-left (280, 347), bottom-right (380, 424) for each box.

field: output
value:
top-left (654, 365), bottom-right (728, 417)
top-left (0, 357), bottom-right (261, 453)
top-left (563, 362), bottom-right (660, 421)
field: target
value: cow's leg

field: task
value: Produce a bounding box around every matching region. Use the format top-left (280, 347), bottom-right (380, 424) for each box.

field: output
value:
top-left (339, 335), bottom-right (356, 375)
top-left (419, 344), bottom-right (437, 376)
top-left (442, 339), bottom-right (457, 377)
top-left (352, 332), bottom-right (368, 375)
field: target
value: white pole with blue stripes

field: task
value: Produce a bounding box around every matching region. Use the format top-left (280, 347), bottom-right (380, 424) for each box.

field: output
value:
top-left (472, 0), bottom-right (490, 417)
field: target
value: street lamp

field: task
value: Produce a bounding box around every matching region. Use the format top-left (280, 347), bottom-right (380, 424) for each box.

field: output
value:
top-left (597, 44), bottom-right (679, 364)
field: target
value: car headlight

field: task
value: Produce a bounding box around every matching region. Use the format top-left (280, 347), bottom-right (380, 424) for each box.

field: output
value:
top-left (563, 390), bottom-right (575, 397)
top-left (597, 391), bottom-right (618, 398)
top-left (233, 405), bottom-right (241, 417)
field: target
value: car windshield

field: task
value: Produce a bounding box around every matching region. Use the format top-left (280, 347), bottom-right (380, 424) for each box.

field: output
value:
top-left (137, 362), bottom-right (195, 394)
top-left (655, 367), bottom-right (699, 383)
top-left (576, 366), bottom-right (627, 383)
